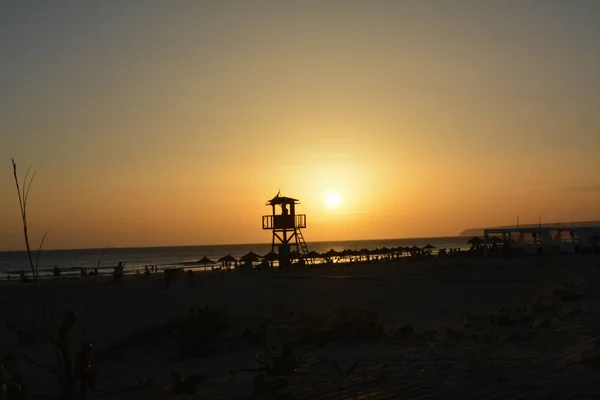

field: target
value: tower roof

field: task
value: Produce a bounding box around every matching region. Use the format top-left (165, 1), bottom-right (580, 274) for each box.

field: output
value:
top-left (267, 192), bottom-right (299, 205)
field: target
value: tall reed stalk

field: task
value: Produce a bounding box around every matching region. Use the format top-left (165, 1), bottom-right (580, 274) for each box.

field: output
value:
top-left (12, 159), bottom-right (50, 280)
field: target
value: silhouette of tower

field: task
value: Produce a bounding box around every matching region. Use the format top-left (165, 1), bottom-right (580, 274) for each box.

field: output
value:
top-left (262, 192), bottom-right (309, 268)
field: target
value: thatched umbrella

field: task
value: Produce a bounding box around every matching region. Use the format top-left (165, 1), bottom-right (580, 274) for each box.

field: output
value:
top-left (323, 249), bottom-right (340, 258)
top-left (338, 249), bottom-right (352, 261)
top-left (467, 237), bottom-right (484, 246)
top-left (262, 250), bottom-right (278, 267)
top-left (262, 251), bottom-right (279, 262)
top-left (240, 251), bottom-right (261, 263)
top-left (218, 254), bottom-right (237, 268)
top-left (379, 246), bottom-right (392, 255)
top-left (218, 254), bottom-right (237, 263)
top-left (197, 256), bottom-right (215, 265)
top-left (357, 248), bottom-right (371, 261)
top-left (423, 244), bottom-right (436, 255)
top-left (305, 250), bottom-right (321, 259)
top-left (289, 250), bottom-right (301, 260)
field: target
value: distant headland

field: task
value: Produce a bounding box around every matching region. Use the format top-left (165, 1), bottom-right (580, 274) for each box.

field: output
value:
top-left (459, 220), bottom-right (600, 237)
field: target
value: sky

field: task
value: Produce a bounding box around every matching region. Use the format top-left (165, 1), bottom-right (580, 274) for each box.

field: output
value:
top-left (1, 1), bottom-right (599, 250)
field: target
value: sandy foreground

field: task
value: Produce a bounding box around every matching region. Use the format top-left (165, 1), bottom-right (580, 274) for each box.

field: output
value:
top-left (1, 254), bottom-right (600, 399)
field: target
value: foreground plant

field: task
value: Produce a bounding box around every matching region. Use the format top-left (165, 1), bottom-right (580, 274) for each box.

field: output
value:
top-left (1, 353), bottom-right (25, 399)
top-left (11, 159), bottom-right (51, 281)
top-left (252, 374), bottom-right (293, 397)
top-left (2, 311), bottom-right (94, 400)
top-left (164, 370), bottom-right (204, 397)
top-left (256, 346), bottom-right (305, 376)
top-left (177, 305), bottom-right (228, 358)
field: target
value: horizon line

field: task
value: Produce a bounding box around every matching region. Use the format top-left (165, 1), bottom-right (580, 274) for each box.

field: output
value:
top-left (1, 234), bottom-right (469, 253)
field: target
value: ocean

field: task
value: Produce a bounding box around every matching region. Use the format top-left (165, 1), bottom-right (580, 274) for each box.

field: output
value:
top-left (0, 236), bottom-right (471, 278)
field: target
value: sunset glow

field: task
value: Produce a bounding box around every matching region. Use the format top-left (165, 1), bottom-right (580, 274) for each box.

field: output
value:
top-left (325, 193), bottom-right (342, 209)
top-left (0, 1), bottom-right (598, 250)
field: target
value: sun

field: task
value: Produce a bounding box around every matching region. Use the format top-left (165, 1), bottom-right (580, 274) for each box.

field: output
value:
top-left (325, 193), bottom-right (342, 209)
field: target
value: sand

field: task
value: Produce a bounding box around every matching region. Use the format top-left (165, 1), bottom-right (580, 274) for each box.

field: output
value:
top-left (1, 254), bottom-right (599, 399)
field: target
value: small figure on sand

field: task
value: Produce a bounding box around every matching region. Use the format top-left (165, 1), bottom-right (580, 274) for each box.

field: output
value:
top-left (113, 262), bottom-right (124, 282)
top-left (53, 265), bottom-right (61, 280)
top-left (144, 265), bottom-right (150, 276)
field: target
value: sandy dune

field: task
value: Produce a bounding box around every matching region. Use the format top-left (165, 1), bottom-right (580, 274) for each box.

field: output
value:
top-left (1, 254), bottom-right (599, 399)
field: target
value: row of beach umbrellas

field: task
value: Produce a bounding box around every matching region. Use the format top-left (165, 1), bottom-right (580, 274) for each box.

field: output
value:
top-left (193, 244), bottom-right (445, 267)
top-left (193, 237), bottom-right (502, 266)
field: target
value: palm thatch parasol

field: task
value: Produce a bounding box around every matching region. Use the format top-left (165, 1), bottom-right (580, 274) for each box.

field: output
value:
top-left (218, 254), bottom-right (237, 263)
top-left (197, 256), bottom-right (215, 266)
top-left (289, 250), bottom-right (301, 260)
top-left (424, 244), bottom-right (436, 250)
top-left (262, 251), bottom-right (279, 262)
top-left (323, 249), bottom-right (340, 258)
top-left (379, 246), bottom-right (392, 254)
top-left (339, 249), bottom-right (353, 259)
top-left (305, 250), bottom-right (321, 259)
top-left (240, 251), bottom-right (261, 263)
top-left (467, 237), bottom-right (484, 246)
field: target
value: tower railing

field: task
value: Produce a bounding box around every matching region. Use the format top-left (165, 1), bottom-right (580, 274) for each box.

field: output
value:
top-left (262, 214), bottom-right (306, 230)
top-left (295, 214), bottom-right (306, 229)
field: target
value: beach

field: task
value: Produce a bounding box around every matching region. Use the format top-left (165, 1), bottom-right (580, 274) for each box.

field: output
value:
top-left (1, 254), bottom-right (599, 399)
top-left (0, 237), bottom-right (472, 279)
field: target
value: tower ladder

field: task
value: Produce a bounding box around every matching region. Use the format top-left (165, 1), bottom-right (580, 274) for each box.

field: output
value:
top-left (295, 228), bottom-right (311, 263)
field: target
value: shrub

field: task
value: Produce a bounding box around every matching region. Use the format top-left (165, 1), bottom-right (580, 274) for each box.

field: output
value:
top-left (176, 305), bottom-right (228, 358)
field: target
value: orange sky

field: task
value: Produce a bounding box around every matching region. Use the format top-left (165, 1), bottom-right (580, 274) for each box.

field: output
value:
top-left (1, 2), bottom-right (599, 250)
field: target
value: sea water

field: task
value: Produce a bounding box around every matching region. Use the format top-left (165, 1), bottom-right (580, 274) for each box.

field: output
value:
top-left (0, 236), bottom-right (472, 278)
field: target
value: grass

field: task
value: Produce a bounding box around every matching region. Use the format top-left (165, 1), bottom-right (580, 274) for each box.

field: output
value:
top-left (1, 310), bottom-right (95, 400)
top-left (11, 159), bottom-right (51, 282)
top-left (296, 308), bottom-right (386, 347)
top-left (176, 305), bottom-right (228, 358)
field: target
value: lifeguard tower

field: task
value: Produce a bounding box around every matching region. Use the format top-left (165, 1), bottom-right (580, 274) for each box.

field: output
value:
top-left (262, 192), bottom-right (309, 268)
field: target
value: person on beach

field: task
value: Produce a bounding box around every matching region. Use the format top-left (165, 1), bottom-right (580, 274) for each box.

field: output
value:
top-left (114, 262), bottom-right (124, 282)
top-left (53, 265), bottom-right (60, 279)
top-left (144, 265), bottom-right (150, 275)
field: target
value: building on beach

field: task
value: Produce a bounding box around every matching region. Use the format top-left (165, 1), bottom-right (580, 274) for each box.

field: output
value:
top-left (483, 226), bottom-right (600, 256)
